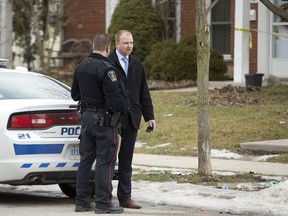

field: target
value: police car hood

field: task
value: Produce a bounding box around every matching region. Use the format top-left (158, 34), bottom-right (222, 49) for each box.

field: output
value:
top-left (0, 99), bottom-right (80, 138)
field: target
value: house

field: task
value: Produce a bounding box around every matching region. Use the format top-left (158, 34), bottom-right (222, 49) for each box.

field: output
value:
top-left (1, 0), bottom-right (287, 83)
top-left (61, 0), bottom-right (288, 83)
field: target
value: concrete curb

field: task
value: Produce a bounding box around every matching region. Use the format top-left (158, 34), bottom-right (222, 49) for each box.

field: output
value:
top-left (240, 139), bottom-right (288, 153)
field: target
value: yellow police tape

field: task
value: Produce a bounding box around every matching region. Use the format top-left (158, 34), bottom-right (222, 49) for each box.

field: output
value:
top-left (235, 27), bottom-right (288, 49)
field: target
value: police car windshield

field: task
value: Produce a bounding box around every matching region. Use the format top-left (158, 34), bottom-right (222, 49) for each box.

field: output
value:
top-left (0, 72), bottom-right (71, 100)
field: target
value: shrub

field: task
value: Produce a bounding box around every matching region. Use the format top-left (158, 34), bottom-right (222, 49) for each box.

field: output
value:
top-left (144, 36), bottom-right (228, 81)
top-left (210, 49), bottom-right (228, 80)
top-left (108, 0), bottom-right (164, 61)
top-left (144, 40), bottom-right (177, 80)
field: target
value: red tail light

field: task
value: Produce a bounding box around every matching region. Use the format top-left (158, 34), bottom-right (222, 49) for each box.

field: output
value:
top-left (8, 112), bottom-right (80, 130)
top-left (9, 114), bottom-right (32, 129)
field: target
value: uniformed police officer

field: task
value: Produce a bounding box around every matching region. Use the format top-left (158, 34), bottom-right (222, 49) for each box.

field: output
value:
top-left (71, 33), bottom-right (130, 214)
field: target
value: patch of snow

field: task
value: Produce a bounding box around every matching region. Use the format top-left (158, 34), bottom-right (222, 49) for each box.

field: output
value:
top-left (146, 143), bottom-right (171, 149)
top-left (252, 154), bottom-right (279, 161)
top-left (211, 149), bottom-right (243, 159)
top-left (135, 141), bottom-right (146, 148)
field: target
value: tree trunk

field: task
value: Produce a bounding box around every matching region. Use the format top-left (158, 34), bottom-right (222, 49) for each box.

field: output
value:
top-left (195, 0), bottom-right (212, 175)
top-left (260, 0), bottom-right (288, 21)
top-left (34, 0), bottom-right (44, 70)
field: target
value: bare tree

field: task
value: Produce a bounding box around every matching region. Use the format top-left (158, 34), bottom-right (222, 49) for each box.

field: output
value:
top-left (260, 0), bottom-right (288, 21)
top-left (12, 0), bottom-right (40, 70)
top-left (11, 0), bottom-right (82, 71)
top-left (195, 0), bottom-right (219, 175)
top-left (45, 0), bottom-right (66, 70)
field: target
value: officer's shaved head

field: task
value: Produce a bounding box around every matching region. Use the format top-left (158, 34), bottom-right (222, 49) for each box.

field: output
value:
top-left (93, 33), bottom-right (111, 52)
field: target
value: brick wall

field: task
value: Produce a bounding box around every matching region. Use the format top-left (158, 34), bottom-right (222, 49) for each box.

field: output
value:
top-left (249, 3), bottom-right (258, 74)
top-left (63, 0), bottom-right (105, 41)
top-left (180, 0), bottom-right (196, 37)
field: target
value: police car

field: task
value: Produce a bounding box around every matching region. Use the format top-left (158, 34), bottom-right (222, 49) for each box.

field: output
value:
top-left (0, 65), bottom-right (95, 198)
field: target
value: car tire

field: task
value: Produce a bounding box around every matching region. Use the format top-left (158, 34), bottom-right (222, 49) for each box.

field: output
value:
top-left (59, 182), bottom-right (95, 198)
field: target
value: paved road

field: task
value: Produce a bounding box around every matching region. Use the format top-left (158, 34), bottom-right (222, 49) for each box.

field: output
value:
top-left (0, 184), bottom-right (232, 216)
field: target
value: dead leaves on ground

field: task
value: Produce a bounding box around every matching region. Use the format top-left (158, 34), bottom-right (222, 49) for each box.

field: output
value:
top-left (186, 85), bottom-right (263, 107)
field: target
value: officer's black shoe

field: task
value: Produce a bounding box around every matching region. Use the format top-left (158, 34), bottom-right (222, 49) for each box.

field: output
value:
top-left (94, 206), bottom-right (124, 214)
top-left (75, 203), bottom-right (95, 212)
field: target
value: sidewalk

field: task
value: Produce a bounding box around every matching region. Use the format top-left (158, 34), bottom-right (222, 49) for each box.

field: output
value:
top-left (133, 152), bottom-right (288, 176)
top-left (153, 81), bottom-right (245, 93)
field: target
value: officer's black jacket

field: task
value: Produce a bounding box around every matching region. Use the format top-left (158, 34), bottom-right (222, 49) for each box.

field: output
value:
top-left (71, 52), bottom-right (130, 112)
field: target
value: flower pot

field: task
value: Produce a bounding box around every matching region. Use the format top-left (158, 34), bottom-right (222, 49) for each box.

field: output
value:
top-left (245, 73), bottom-right (264, 88)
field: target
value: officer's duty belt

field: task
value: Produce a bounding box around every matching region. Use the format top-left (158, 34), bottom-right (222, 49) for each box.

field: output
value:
top-left (83, 107), bottom-right (105, 112)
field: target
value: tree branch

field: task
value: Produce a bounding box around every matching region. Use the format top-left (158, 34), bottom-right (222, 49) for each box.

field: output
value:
top-left (206, 0), bottom-right (220, 14)
top-left (260, 0), bottom-right (288, 21)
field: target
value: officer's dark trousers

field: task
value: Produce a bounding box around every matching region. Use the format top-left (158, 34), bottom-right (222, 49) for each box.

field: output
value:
top-left (76, 111), bottom-right (118, 209)
top-left (117, 121), bottom-right (138, 202)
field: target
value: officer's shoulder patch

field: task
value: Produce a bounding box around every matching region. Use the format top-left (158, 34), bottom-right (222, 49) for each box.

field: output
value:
top-left (107, 70), bottom-right (117, 82)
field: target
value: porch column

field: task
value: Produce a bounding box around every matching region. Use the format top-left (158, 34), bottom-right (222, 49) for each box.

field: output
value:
top-left (257, 2), bottom-right (270, 78)
top-left (233, 0), bottom-right (250, 83)
top-left (105, 0), bottom-right (119, 32)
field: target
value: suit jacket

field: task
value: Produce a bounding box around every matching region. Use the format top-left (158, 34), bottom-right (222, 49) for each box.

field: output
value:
top-left (109, 49), bottom-right (154, 129)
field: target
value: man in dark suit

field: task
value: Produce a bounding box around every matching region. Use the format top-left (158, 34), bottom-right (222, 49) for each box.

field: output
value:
top-left (109, 30), bottom-right (156, 209)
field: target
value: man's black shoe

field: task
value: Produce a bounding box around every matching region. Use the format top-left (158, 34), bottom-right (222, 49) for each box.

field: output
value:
top-left (95, 206), bottom-right (124, 214)
top-left (75, 203), bottom-right (95, 212)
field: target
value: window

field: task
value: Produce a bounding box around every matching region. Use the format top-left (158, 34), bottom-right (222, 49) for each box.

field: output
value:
top-left (154, 0), bottom-right (177, 40)
top-left (272, 0), bottom-right (288, 58)
top-left (210, 0), bottom-right (231, 55)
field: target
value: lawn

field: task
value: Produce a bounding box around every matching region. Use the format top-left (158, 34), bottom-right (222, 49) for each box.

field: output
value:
top-left (136, 85), bottom-right (288, 157)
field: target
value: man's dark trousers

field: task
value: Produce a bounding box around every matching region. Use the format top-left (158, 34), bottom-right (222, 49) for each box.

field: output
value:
top-left (117, 119), bottom-right (138, 202)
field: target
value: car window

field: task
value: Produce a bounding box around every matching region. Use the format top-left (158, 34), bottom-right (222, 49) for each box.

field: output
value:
top-left (0, 72), bottom-right (71, 100)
